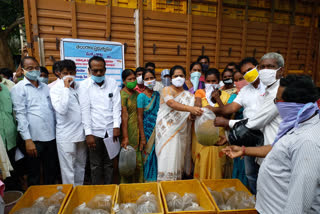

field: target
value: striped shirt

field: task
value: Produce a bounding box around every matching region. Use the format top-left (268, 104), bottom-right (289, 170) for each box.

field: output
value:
top-left (256, 114), bottom-right (320, 214)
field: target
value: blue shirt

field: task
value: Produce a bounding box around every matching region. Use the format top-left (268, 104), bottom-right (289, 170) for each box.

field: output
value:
top-left (10, 78), bottom-right (55, 141)
top-left (256, 114), bottom-right (320, 214)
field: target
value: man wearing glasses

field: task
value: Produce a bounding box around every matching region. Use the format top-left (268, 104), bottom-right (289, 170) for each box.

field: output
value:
top-left (10, 56), bottom-right (58, 185)
top-left (79, 56), bottom-right (121, 185)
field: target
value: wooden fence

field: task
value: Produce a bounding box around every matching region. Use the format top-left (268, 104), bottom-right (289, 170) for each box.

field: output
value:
top-left (23, 0), bottom-right (320, 85)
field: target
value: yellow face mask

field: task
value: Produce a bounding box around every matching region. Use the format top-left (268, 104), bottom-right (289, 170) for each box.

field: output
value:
top-left (244, 67), bottom-right (259, 83)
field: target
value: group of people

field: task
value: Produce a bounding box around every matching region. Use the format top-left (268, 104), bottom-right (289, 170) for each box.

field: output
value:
top-left (1, 51), bottom-right (320, 213)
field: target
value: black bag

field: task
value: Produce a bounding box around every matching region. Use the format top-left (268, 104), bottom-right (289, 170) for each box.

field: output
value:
top-left (228, 119), bottom-right (264, 147)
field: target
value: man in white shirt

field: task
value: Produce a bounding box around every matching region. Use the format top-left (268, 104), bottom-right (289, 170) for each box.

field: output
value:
top-left (10, 56), bottom-right (58, 185)
top-left (210, 57), bottom-right (265, 194)
top-left (79, 56), bottom-right (121, 185)
top-left (223, 75), bottom-right (320, 214)
top-left (215, 52), bottom-right (284, 193)
top-left (50, 60), bottom-right (86, 186)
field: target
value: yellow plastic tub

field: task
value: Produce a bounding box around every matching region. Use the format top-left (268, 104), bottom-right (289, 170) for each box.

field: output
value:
top-left (61, 185), bottom-right (118, 213)
top-left (113, 182), bottom-right (164, 214)
top-left (9, 184), bottom-right (73, 214)
top-left (160, 179), bottom-right (217, 214)
top-left (201, 179), bottom-right (257, 214)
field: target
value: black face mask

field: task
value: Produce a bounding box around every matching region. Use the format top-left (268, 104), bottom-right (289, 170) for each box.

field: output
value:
top-left (202, 64), bottom-right (209, 72)
top-left (223, 78), bottom-right (233, 85)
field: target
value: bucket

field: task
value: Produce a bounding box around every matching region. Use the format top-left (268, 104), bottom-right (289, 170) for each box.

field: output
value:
top-left (3, 191), bottom-right (23, 214)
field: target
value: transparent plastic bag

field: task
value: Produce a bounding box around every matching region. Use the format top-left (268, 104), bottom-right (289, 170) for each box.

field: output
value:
top-left (183, 202), bottom-right (204, 211)
top-left (14, 207), bottom-right (44, 214)
top-left (119, 146), bottom-right (136, 176)
top-left (208, 188), bottom-right (225, 208)
top-left (32, 196), bottom-right (49, 213)
top-left (195, 108), bottom-right (219, 146)
top-left (90, 209), bottom-right (110, 214)
top-left (182, 193), bottom-right (198, 210)
top-left (241, 195), bottom-right (255, 209)
top-left (165, 192), bottom-right (183, 211)
top-left (47, 186), bottom-right (66, 206)
top-left (221, 187), bottom-right (236, 202)
top-left (137, 201), bottom-right (159, 214)
top-left (225, 191), bottom-right (243, 210)
top-left (72, 203), bottom-right (92, 214)
top-left (136, 192), bottom-right (157, 206)
top-left (45, 204), bottom-right (61, 214)
top-left (118, 203), bottom-right (137, 214)
top-left (87, 194), bottom-right (112, 211)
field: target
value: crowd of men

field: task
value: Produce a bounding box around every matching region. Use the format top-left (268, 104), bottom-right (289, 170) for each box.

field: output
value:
top-left (0, 52), bottom-right (319, 213)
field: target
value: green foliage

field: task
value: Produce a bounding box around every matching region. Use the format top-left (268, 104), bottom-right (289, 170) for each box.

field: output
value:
top-left (0, 0), bottom-right (24, 55)
top-left (0, 0), bottom-right (24, 30)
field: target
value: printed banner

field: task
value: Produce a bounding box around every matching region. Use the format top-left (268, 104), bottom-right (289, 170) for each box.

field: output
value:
top-left (60, 38), bottom-right (124, 86)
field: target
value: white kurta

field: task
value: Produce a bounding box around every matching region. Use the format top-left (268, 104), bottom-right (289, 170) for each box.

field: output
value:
top-left (50, 79), bottom-right (86, 186)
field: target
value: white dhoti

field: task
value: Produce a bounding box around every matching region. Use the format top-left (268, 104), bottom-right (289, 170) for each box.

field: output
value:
top-left (57, 141), bottom-right (87, 186)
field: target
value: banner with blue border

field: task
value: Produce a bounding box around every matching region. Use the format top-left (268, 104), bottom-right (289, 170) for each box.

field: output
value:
top-left (60, 38), bottom-right (124, 86)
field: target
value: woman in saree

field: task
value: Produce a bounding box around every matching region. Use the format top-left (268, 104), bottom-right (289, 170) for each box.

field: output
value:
top-left (120, 69), bottom-right (143, 183)
top-left (137, 70), bottom-right (160, 182)
top-left (185, 62), bottom-right (205, 94)
top-left (193, 68), bottom-right (234, 179)
top-left (155, 65), bottom-right (203, 181)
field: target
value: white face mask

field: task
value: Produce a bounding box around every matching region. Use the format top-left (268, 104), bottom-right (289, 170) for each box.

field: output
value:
top-left (205, 83), bottom-right (219, 90)
top-left (172, 77), bottom-right (185, 87)
top-left (258, 68), bottom-right (280, 86)
top-left (137, 75), bottom-right (143, 85)
top-left (62, 75), bottom-right (75, 85)
top-left (144, 79), bottom-right (156, 90)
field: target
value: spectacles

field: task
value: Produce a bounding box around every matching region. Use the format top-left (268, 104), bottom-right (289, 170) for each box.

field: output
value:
top-left (90, 68), bottom-right (106, 73)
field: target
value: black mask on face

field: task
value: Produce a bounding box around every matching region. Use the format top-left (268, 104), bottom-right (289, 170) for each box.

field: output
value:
top-left (202, 64), bottom-right (209, 72)
top-left (223, 78), bottom-right (233, 85)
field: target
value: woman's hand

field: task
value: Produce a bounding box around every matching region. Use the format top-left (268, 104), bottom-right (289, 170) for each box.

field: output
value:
top-left (139, 137), bottom-right (146, 151)
top-left (216, 135), bottom-right (227, 146)
top-left (190, 106), bottom-right (203, 116)
top-left (121, 137), bottom-right (129, 149)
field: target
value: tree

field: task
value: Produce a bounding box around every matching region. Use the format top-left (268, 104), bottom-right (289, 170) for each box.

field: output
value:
top-left (0, 0), bottom-right (24, 71)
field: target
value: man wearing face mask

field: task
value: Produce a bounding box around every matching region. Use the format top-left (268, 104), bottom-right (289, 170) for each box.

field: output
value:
top-left (154, 69), bottom-right (170, 94)
top-left (210, 57), bottom-right (265, 194)
top-left (38, 66), bottom-right (49, 84)
top-left (215, 52), bottom-right (283, 191)
top-left (197, 55), bottom-right (210, 82)
top-left (50, 60), bottom-right (87, 186)
top-left (134, 67), bottom-right (146, 93)
top-left (79, 56), bottom-right (121, 185)
top-left (10, 56), bottom-right (58, 185)
top-left (223, 75), bottom-right (320, 214)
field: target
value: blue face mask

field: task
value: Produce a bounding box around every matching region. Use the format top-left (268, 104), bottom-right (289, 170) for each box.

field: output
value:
top-left (38, 77), bottom-right (48, 84)
top-left (273, 101), bottom-right (319, 145)
top-left (91, 75), bottom-right (105, 83)
top-left (24, 69), bottom-right (41, 81)
top-left (190, 71), bottom-right (201, 91)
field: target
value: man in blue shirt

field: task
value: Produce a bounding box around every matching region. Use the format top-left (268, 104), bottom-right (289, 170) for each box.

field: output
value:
top-left (11, 56), bottom-right (58, 185)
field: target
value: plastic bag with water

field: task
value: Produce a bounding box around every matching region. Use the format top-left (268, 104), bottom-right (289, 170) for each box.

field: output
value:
top-left (195, 108), bottom-right (219, 146)
top-left (118, 146), bottom-right (136, 176)
top-left (165, 192), bottom-right (183, 211)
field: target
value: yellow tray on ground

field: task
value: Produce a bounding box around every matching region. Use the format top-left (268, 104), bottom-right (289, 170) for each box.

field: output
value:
top-left (201, 179), bottom-right (257, 214)
top-left (113, 182), bottom-right (164, 214)
top-left (61, 185), bottom-right (118, 213)
top-left (160, 179), bottom-right (217, 214)
top-left (9, 184), bottom-right (73, 214)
